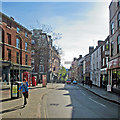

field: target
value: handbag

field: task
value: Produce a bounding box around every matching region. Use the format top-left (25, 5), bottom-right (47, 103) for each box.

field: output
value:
top-left (23, 84), bottom-right (29, 98)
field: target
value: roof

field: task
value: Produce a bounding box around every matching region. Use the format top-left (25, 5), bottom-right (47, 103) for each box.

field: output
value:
top-left (1, 12), bottom-right (32, 34)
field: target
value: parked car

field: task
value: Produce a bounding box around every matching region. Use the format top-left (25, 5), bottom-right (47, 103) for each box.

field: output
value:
top-left (66, 79), bottom-right (71, 84)
top-left (73, 80), bottom-right (77, 84)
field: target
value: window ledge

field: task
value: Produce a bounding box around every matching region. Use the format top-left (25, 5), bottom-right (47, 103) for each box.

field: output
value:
top-left (6, 26), bottom-right (11, 29)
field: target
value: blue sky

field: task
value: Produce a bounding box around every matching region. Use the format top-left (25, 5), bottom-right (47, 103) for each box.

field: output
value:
top-left (2, 2), bottom-right (111, 68)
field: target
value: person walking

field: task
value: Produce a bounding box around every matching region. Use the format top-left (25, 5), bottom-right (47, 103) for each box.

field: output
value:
top-left (89, 80), bottom-right (93, 88)
top-left (18, 79), bottom-right (29, 106)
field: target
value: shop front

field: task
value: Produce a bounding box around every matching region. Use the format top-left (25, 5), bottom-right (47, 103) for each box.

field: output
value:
top-left (101, 68), bottom-right (108, 88)
top-left (108, 57), bottom-right (120, 94)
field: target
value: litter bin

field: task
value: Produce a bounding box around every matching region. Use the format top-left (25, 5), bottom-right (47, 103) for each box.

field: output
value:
top-left (11, 81), bottom-right (22, 99)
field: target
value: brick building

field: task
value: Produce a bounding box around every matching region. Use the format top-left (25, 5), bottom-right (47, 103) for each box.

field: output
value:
top-left (108, 1), bottom-right (120, 94)
top-left (0, 12), bottom-right (32, 84)
top-left (31, 29), bottom-right (50, 83)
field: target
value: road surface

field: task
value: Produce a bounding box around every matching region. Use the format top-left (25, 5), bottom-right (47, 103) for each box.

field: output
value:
top-left (41, 83), bottom-right (120, 119)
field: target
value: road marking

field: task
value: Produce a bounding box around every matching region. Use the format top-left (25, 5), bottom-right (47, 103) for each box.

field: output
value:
top-left (81, 92), bottom-right (86, 96)
top-left (89, 98), bottom-right (106, 107)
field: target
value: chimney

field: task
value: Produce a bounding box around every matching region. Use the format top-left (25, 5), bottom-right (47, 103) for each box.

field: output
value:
top-left (10, 16), bottom-right (14, 20)
top-left (79, 55), bottom-right (82, 59)
top-left (74, 57), bottom-right (77, 61)
top-left (89, 46), bottom-right (94, 54)
top-left (98, 40), bottom-right (105, 47)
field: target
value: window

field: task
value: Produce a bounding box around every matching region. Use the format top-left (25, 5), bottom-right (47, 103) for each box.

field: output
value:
top-left (16, 38), bottom-right (20, 48)
top-left (7, 33), bottom-right (11, 45)
top-left (117, 35), bottom-right (120, 53)
top-left (25, 32), bottom-right (28, 37)
top-left (97, 62), bottom-right (98, 69)
top-left (118, 12), bottom-right (120, 28)
top-left (111, 22), bottom-right (114, 35)
top-left (39, 65), bottom-right (44, 72)
top-left (7, 49), bottom-right (11, 61)
top-left (118, 0), bottom-right (120, 7)
top-left (25, 54), bottom-right (28, 65)
top-left (31, 40), bottom-right (35, 44)
top-left (25, 42), bottom-right (28, 51)
top-left (17, 27), bottom-right (20, 33)
top-left (31, 50), bottom-right (35, 55)
top-left (103, 45), bottom-right (105, 51)
top-left (111, 41), bottom-right (114, 56)
top-left (106, 57), bottom-right (108, 65)
top-left (103, 58), bottom-right (105, 66)
top-left (97, 50), bottom-right (98, 57)
top-left (16, 52), bottom-right (19, 64)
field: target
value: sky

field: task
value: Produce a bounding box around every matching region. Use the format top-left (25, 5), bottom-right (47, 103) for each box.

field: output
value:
top-left (1, 1), bottom-right (111, 68)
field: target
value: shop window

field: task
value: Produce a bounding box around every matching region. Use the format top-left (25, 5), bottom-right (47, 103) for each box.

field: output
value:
top-left (117, 35), bottom-right (120, 53)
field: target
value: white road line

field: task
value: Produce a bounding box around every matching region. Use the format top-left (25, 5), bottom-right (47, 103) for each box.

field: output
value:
top-left (81, 92), bottom-right (86, 96)
top-left (89, 98), bottom-right (106, 107)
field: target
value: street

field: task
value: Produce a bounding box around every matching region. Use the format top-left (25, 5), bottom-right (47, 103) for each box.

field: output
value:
top-left (1, 83), bottom-right (120, 119)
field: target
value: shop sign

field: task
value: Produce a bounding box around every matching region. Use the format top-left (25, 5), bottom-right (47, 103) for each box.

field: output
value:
top-left (12, 85), bottom-right (17, 97)
top-left (108, 58), bottom-right (119, 69)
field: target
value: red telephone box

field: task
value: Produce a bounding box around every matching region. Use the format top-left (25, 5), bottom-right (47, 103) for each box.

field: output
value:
top-left (42, 75), bottom-right (47, 87)
top-left (23, 72), bottom-right (31, 87)
top-left (32, 76), bottom-right (37, 86)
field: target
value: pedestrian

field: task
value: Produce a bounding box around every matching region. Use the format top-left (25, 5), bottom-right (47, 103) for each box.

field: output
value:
top-left (82, 80), bottom-right (84, 86)
top-left (89, 80), bottom-right (93, 88)
top-left (18, 78), bottom-right (29, 106)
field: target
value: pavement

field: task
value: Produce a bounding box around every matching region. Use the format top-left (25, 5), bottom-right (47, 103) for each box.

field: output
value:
top-left (1, 83), bottom-right (59, 118)
top-left (78, 83), bottom-right (120, 105)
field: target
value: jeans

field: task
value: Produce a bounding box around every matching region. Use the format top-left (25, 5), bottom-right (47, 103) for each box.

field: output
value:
top-left (23, 92), bottom-right (27, 105)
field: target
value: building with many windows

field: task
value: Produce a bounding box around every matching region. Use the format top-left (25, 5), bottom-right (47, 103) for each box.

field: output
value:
top-left (31, 29), bottom-right (61, 83)
top-left (0, 12), bottom-right (32, 85)
top-left (108, 1), bottom-right (120, 93)
top-left (90, 41), bottom-right (104, 87)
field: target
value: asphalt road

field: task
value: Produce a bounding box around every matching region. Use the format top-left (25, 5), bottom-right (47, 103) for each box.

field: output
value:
top-left (1, 83), bottom-right (120, 119)
top-left (42, 83), bottom-right (120, 119)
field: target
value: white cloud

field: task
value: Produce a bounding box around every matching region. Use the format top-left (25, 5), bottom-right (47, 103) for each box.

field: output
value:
top-left (38, 2), bottom-right (110, 68)
top-left (57, 2), bottom-right (110, 68)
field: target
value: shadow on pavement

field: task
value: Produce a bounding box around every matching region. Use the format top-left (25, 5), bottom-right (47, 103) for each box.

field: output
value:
top-left (63, 93), bottom-right (70, 96)
top-left (0, 105), bottom-right (25, 114)
top-left (65, 104), bottom-right (72, 107)
top-left (0, 98), bottom-right (19, 103)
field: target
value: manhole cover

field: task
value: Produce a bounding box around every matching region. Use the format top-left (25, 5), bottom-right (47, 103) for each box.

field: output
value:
top-left (50, 104), bottom-right (59, 106)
